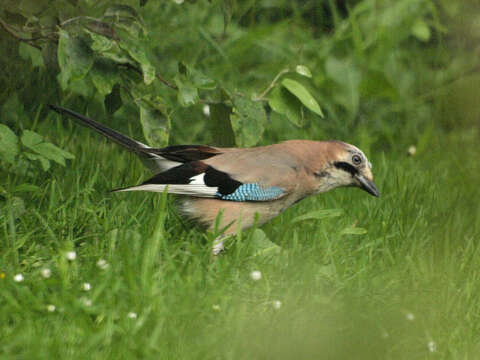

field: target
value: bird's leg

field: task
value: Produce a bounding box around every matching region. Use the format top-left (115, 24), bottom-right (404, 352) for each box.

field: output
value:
top-left (212, 234), bottom-right (236, 256)
top-left (212, 235), bottom-right (226, 256)
top-left (210, 210), bottom-right (237, 257)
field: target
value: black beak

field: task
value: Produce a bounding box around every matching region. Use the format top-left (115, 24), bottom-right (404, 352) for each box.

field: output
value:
top-left (355, 174), bottom-right (380, 197)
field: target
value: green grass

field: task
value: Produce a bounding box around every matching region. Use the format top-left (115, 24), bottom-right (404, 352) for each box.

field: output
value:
top-left (1, 125), bottom-right (480, 359)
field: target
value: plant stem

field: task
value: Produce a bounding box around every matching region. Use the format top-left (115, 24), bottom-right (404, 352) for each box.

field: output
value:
top-left (253, 67), bottom-right (290, 101)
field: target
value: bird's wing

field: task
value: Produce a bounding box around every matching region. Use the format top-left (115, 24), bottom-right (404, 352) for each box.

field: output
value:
top-left (49, 105), bottom-right (225, 172)
top-left (116, 146), bottom-right (299, 202)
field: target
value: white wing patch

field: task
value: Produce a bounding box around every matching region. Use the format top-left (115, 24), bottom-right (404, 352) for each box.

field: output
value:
top-left (116, 184), bottom-right (218, 197)
top-left (116, 172), bottom-right (217, 197)
top-left (189, 173), bottom-right (205, 185)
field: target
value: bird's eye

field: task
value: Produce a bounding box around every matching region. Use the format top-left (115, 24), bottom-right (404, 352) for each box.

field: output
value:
top-left (352, 154), bottom-right (362, 166)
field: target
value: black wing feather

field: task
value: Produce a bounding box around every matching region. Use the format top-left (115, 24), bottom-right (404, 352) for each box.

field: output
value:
top-left (204, 167), bottom-right (242, 195)
top-left (144, 145), bottom-right (222, 162)
top-left (142, 162), bottom-right (242, 196)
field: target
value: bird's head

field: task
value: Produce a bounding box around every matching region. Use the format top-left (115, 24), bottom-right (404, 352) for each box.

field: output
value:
top-left (312, 141), bottom-right (380, 197)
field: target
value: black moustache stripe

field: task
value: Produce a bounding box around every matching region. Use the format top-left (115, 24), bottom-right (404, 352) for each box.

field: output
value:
top-left (333, 161), bottom-right (358, 176)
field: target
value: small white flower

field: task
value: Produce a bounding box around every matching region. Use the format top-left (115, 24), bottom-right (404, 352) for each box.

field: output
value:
top-left (96, 259), bottom-right (109, 270)
top-left (47, 304), bottom-right (56, 312)
top-left (406, 312), bottom-right (415, 321)
top-left (66, 251), bottom-right (77, 261)
top-left (13, 273), bottom-right (24, 282)
top-left (173, 0), bottom-right (184, 4)
top-left (408, 145), bottom-right (417, 156)
top-left (250, 270), bottom-right (262, 281)
top-left (427, 340), bottom-right (436, 353)
top-left (127, 312), bottom-right (137, 319)
top-left (82, 298), bottom-right (92, 307)
top-left (82, 283), bottom-right (91, 291)
top-left (41, 268), bottom-right (51, 278)
top-left (212, 304), bottom-right (221, 311)
top-left (272, 300), bottom-right (282, 309)
top-left (202, 104), bottom-right (210, 117)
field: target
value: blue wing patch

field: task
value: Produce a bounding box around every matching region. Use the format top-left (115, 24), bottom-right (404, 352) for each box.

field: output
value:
top-left (216, 183), bottom-right (284, 202)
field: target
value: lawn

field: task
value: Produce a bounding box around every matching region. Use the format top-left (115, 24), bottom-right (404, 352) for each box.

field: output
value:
top-left (1, 120), bottom-right (479, 358)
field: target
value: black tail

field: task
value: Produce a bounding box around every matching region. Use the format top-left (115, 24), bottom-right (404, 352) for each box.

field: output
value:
top-left (49, 105), bottom-right (223, 172)
top-left (49, 104), bottom-right (148, 152)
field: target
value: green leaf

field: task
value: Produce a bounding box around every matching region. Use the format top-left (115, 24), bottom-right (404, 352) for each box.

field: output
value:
top-left (174, 76), bottom-right (199, 107)
top-left (102, 47), bottom-right (134, 65)
top-left (24, 152), bottom-right (51, 171)
top-left (87, 31), bottom-right (116, 52)
top-left (340, 227), bottom-right (368, 235)
top-left (19, 42), bottom-right (44, 68)
top-left (295, 65), bottom-right (312, 78)
top-left (31, 143), bottom-right (74, 167)
top-left (66, 77), bottom-right (96, 98)
top-left (86, 30), bottom-right (133, 65)
top-left (230, 94), bottom-right (266, 147)
top-left (411, 19), bottom-right (431, 42)
top-left (38, 156), bottom-right (51, 171)
top-left (189, 67), bottom-right (216, 90)
top-left (21, 130), bottom-right (74, 167)
top-left (20, 130), bottom-right (43, 148)
top-left (141, 63), bottom-right (156, 86)
top-left (13, 184), bottom-right (41, 193)
top-left (116, 28), bottom-right (155, 85)
top-left (325, 57), bottom-right (361, 117)
top-left (0, 124), bottom-right (19, 164)
top-left (281, 78), bottom-right (324, 118)
top-left (90, 59), bottom-right (122, 96)
top-left (174, 63), bottom-right (215, 106)
top-left (57, 29), bottom-right (94, 89)
top-left (291, 209), bottom-right (343, 223)
top-left (135, 96), bottom-right (170, 147)
top-left (268, 86), bottom-right (304, 127)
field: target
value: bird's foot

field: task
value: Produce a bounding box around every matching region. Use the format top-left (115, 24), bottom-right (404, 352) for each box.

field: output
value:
top-left (212, 237), bottom-right (225, 256)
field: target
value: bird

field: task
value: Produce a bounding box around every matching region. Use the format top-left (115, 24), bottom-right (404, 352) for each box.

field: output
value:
top-left (49, 105), bottom-right (380, 255)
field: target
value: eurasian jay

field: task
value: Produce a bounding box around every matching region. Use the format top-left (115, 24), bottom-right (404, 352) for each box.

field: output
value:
top-left (49, 105), bottom-right (380, 254)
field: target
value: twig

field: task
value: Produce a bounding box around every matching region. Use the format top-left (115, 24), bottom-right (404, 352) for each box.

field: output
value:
top-left (121, 63), bottom-right (177, 90)
top-left (60, 16), bottom-right (101, 27)
top-left (253, 67), bottom-right (290, 101)
top-left (156, 73), bottom-right (177, 90)
top-left (0, 18), bottom-right (42, 49)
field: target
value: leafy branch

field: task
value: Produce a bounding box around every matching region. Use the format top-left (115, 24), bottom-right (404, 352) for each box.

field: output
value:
top-left (2, 3), bottom-right (325, 149)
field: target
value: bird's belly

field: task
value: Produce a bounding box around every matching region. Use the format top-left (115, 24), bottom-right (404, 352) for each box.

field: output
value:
top-left (178, 197), bottom-right (294, 235)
